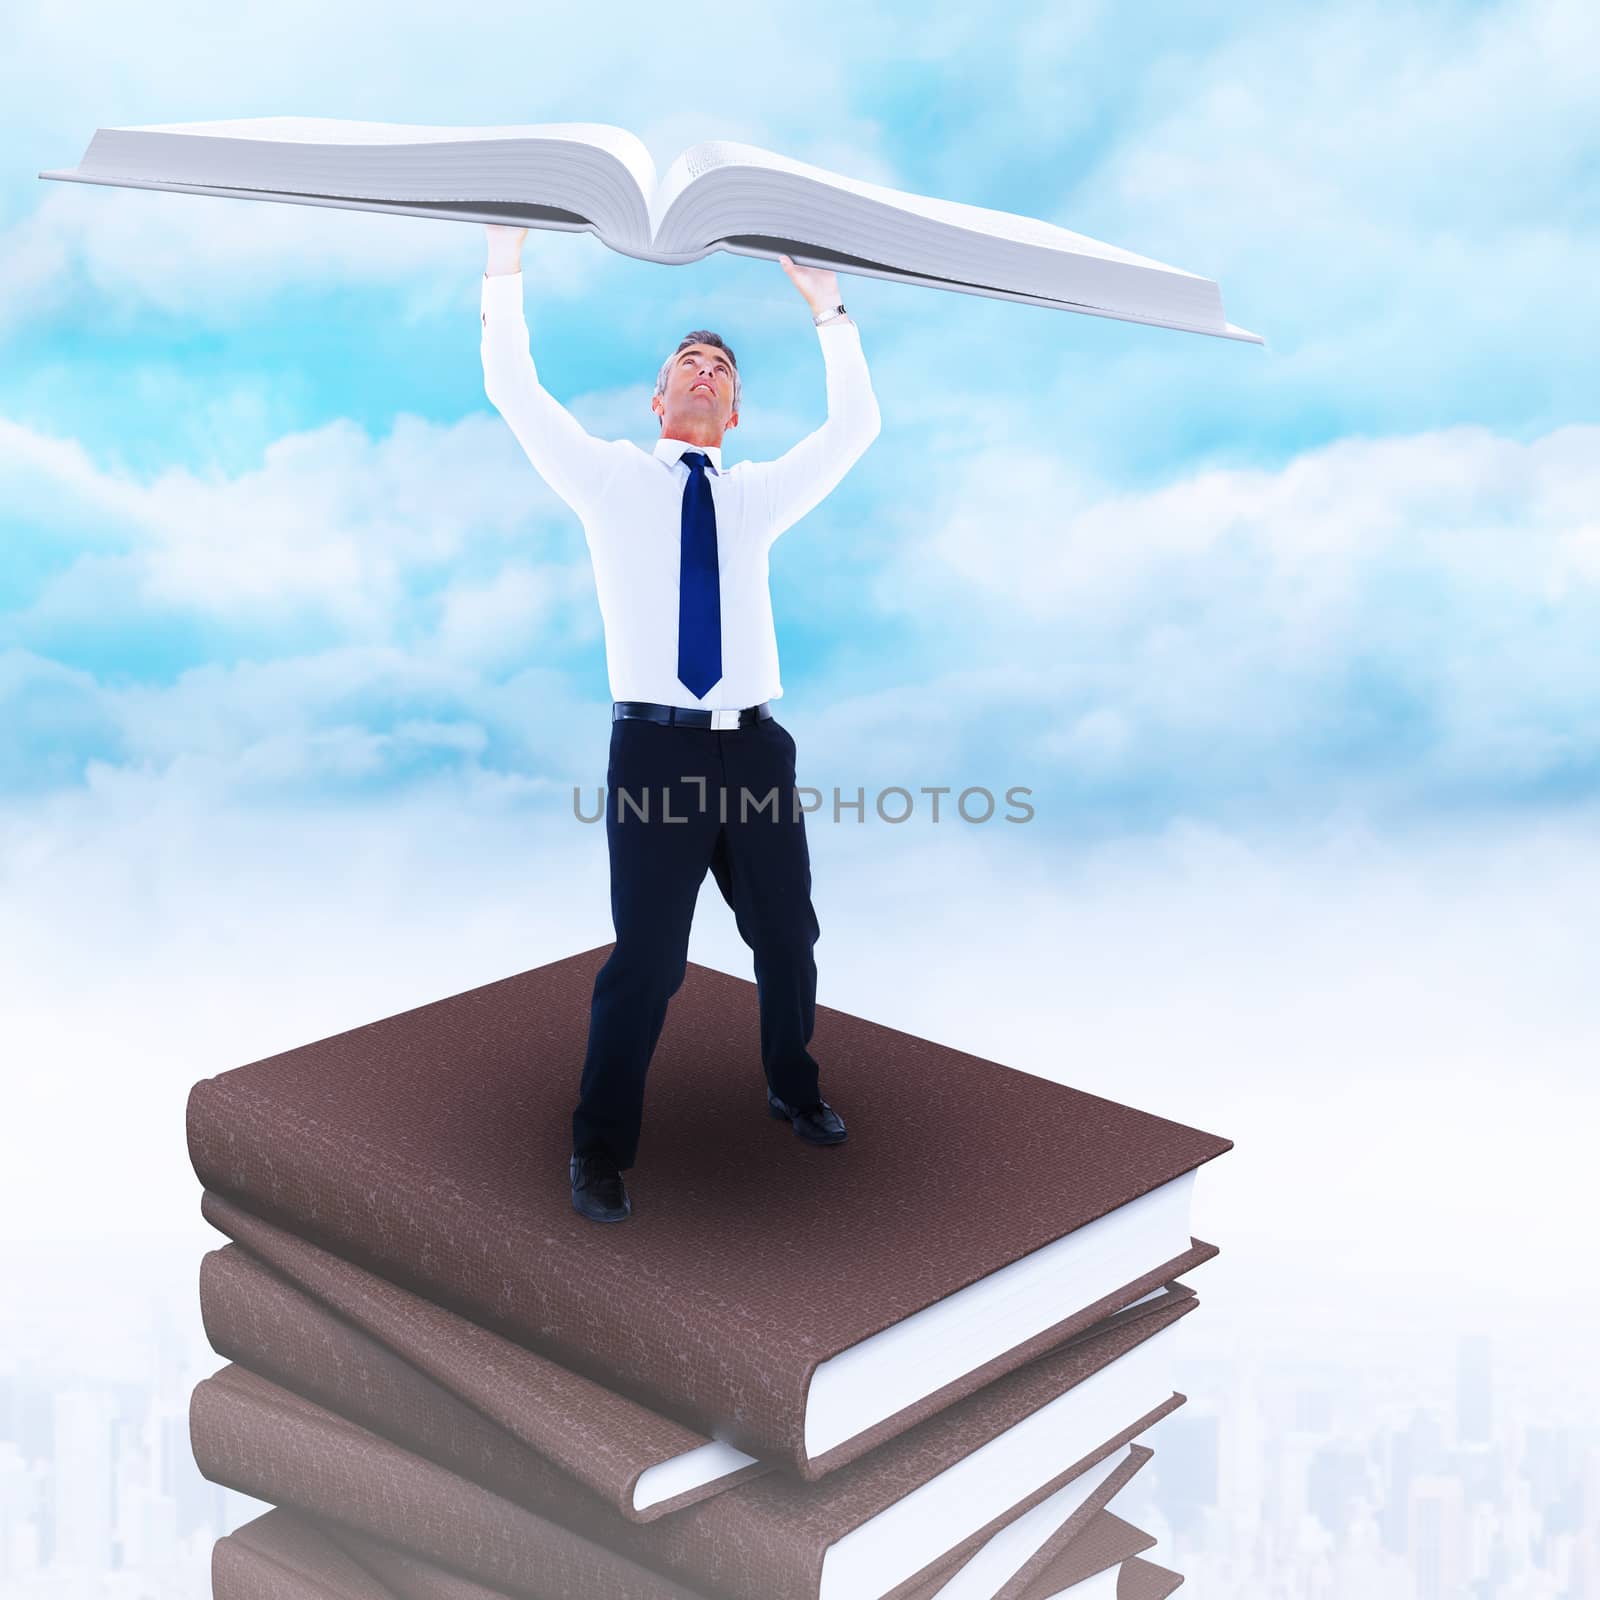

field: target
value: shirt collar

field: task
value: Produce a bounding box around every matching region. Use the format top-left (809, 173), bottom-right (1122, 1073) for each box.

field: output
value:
top-left (654, 435), bottom-right (723, 474)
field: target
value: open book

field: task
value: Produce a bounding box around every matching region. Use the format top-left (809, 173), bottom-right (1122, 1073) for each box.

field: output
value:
top-left (38, 117), bottom-right (1262, 343)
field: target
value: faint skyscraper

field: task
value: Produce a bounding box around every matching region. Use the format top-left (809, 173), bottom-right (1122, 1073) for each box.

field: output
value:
top-left (1408, 1474), bottom-right (1466, 1600)
top-left (1308, 1441), bottom-right (1368, 1539)
top-left (1295, 1383), bottom-right (1334, 1433)
top-left (0, 1376), bottom-right (18, 1448)
top-left (12, 1381), bottom-right (52, 1468)
top-left (51, 1386), bottom-right (113, 1571)
top-left (1154, 1410), bottom-right (1219, 1536)
top-left (1385, 1408), bottom-right (1443, 1555)
top-left (1525, 1423), bottom-right (1580, 1536)
top-left (1220, 1353), bottom-right (1265, 1545)
top-left (1571, 1442), bottom-right (1600, 1598)
top-left (0, 1441), bottom-right (29, 1579)
top-left (163, 1403), bottom-right (226, 1540)
top-left (1333, 1496), bottom-right (1419, 1600)
top-left (1456, 1334), bottom-right (1491, 1447)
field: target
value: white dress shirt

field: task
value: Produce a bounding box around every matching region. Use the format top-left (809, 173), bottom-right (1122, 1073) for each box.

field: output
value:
top-left (480, 269), bottom-right (881, 711)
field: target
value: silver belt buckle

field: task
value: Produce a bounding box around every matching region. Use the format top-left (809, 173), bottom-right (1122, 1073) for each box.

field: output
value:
top-left (710, 706), bottom-right (740, 730)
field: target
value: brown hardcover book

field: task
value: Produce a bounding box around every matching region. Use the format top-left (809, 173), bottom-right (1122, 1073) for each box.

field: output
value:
top-left (214, 1501), bottom-right (1169, 1600)
top-left (213, 1499), bottom-right (696, 1600)
top-left (989, 1507), bottom-right (1152, 1599)
top-left (197, 1188), bottom-right (1211, 1522)
top-left (186, 945), bottom-right (1230, 1478)
top-left (940, 1488), bottom-right (1155, 1600)
top-left (199, 1190), bottom-right (774, 1521)
top-left (216, 1509), bottom-right (401, 1599)
top-left (193, 1250), bottom-right (1192, 1599)
top-left (191, 1283), bottom-right (1189, 1600)
top-left (1114, 1556), bottom-right (1184, 1599)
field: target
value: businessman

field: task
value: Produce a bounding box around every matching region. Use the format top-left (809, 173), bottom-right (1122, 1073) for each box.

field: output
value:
top-left (480, 224), bottom-right (882, 1223)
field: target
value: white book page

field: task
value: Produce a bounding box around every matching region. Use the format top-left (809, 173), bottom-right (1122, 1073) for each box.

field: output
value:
top-left (928, 1448), bottom-right (1131, 1600)
top-left (97, 117), bottom-right (659, 201)
top-left (654, 138), bottom-right (1198, 275)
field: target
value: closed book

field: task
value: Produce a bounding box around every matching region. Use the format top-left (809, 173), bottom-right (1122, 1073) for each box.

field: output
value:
top-left (200, 1189), bottom-right (772, 1521)
top-left (196, 1196), bottom-right (1203, 1516)
top-left (943, 1492), bottom-right (1152, 1600)
top-left (216, 1509), bottom-right (402, 1600)
top-left (198, 1188), bottom-right (1206, 1520)
top-left (213, 1500), bottom-right (695, 1600)
top-left (324, 1507), bottom-right (1160, 1600)
top-left (214, 1501), bottom-right (1167, 1600)
top-left (38, 119), bottom-right (1261, 342)
top-left (984, 1508), bottom-right (1152, 1600)
top-left (186, 945), bottom-right (1229, 1478)
top-left (191, 1281), bottom-right (1190, 1600)
top-left (1110, 1557), bottom-right (1183, 1600)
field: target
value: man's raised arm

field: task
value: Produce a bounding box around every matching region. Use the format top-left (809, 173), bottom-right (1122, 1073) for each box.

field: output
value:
top-left (750, 253), bottom-right (883, 544)
top-left (480, 225), bottom-right (623, 522)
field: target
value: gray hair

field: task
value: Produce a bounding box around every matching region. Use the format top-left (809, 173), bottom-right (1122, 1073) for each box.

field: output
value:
top-left (654, 330), bottom-right (741, 425)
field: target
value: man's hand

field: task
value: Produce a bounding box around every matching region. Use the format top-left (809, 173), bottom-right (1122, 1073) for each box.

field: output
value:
top-left (778, 252), bottom-right (841, 315)
top-left (485, 223), bottom-right (528, 278)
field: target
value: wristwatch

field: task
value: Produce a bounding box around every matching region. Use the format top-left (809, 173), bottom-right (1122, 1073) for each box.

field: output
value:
top-left (812, 302), bottom-right (849, 325)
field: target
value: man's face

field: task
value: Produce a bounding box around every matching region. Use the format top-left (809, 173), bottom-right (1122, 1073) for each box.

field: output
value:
top-left (654, 344), bottom-right (738, 434)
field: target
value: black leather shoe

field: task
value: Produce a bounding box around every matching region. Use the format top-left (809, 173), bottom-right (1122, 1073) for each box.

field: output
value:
top-left (767, 1090), bottom-right (848, 1145)
top-left (570, 1152), bottom-right (631, 1222)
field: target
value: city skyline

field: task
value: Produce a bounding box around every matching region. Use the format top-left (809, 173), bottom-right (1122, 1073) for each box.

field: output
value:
top-left (3, 1261), bottom-right (1594, 1597)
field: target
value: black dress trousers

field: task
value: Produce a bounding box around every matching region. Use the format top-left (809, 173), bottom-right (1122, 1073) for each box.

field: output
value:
top-left (571, 713), bottom-right (823, 1168)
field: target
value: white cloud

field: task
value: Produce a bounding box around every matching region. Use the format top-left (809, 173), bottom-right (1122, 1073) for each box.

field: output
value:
top-left (433, 559), bottom-right (591, 669)
top-left (1078, 0), bottom-right (1597, 247)
top-left (858, 420), bottom-right (1600, 802)
top-left (0, 181), bottom-right (529, 339)
top-left (4, 404), bottom-right (603, 639)
top-left (1041, 0), bottom-right (1600, 402)
top-left (2, 749), bottom-right (1595, 1350)
top-left (8, 403), bottom-right (1599, 813)
top-left (890, 422), bottom-right (1600, 616)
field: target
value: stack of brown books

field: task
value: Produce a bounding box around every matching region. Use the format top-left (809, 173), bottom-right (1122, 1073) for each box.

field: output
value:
top-left (186, 945), bottom-right (1231, 1599)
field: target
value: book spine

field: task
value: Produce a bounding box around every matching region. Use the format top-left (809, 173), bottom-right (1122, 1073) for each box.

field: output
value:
top-left (214, 1532), bottom-right (387, 1600)
top-left (199, 1191), bottom-right (768, 1523)
top-left (326, 1515), bottom-right (587, 1600)
top-left (220, 1509), bottom-right (404, 1600)
top-left (195, 1250), bottom-right (826, 1600)
top-left (186, 1075), bottom-right (813, 1469)
top-left (194, 1233), bottom-right (1188, 1600)
top-left (199, 1248), bottom-right (623, 1533)
top-left (190, 1374), bottom-right (715, 1600)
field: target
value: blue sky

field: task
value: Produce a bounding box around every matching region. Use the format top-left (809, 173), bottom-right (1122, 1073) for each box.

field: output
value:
top-left (3, 0), bottom-right (1597, 830)
top-left (2, 0), bottom-right (1598, 1344)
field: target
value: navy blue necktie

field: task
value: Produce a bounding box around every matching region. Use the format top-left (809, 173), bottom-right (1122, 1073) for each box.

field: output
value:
top-left (676, 450), bottom-right (722, 699)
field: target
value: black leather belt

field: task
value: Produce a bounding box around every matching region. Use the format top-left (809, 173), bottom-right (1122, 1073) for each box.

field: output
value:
top-left (612, 700), bottom-right (773, 730)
